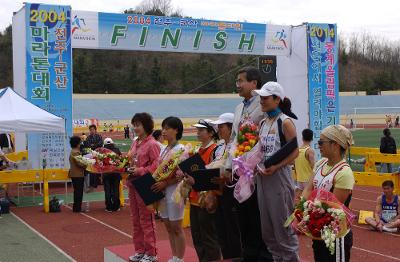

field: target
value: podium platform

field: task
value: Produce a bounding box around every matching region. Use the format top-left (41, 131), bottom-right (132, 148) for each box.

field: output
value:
top-left (104, 241), bottom-right (198, 262)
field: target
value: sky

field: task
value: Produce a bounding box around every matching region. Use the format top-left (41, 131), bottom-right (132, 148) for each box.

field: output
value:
top-left (1, 0), bottom-right (399, 42)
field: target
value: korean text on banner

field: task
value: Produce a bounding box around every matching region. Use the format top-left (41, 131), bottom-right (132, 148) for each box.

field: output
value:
top-left (25, 3), bottom-right (73, 169)
top-left (307, 23), bottom-right (339, 157)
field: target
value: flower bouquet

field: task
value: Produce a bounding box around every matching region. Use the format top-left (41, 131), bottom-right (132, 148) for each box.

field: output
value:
top-left (76, 148), bottom-right (129, 174)
top-left (230, 117), bottom-right (261, 203)
top-left (153, 144), bottom-right (192, 182)
top-left (233, 117), bottom-right (258, 157)
top-left (285, 189), bottom-right (355, 254)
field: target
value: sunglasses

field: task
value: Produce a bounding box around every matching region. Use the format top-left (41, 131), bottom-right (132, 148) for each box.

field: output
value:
top-left (317, 139), bottom-right (332, 146)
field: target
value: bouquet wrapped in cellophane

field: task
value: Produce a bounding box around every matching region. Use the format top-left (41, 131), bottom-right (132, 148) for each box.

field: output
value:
top-left (152, 144), bottom-right (193, 182)
top-left (75, 148), bottom-right (128, 174)
top-left (230, 116), bottom-right (261, 203)
top-left (285, 189), bottom-right (355, 254)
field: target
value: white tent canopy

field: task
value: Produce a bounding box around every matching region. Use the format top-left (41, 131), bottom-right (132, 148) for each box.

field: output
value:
top-left (0, 87), bottom-right (65, 133)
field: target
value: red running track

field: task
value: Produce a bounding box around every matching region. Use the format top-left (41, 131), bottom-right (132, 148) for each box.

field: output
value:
top-left (10, 185), bottom-right (400, 262)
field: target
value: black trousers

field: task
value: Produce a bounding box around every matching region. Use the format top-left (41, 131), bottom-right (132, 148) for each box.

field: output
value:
top-left (190, 205), bottom-right (221, 262)
top-left (236, 190), bottom-right (274, 262)
top-left (124, 132), bottom-right (129, 139)
top-left (216, 187), bottom-right (242, 259)
top-left (313, 230), bottom-right (353, 262)
top-left (103, 174), bottom-right (121, 211)
top-left (71, 177), bottom-right (84, 212)
top-left (89, 172), bottom-right (101, 188)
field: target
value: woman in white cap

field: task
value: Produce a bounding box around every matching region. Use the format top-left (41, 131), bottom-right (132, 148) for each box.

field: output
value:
top-left (302, 125), bottom-right (354, 262)
top-left (211, 113), bottom-right (242, 260)
top-left (187, 119), bottom-right (221, 262)
top-left (252, 81), bottom-right (300, 262)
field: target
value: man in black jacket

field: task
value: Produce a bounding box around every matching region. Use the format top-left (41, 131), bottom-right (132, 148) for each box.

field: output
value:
top-left (380, 128), bottom-right (397, 173)
top-left (0, 133), bottom-right (13, 154)
top-left (83, 125), bottom-right (103, 189)
top-left (103, 138), bottom-right (122, 212)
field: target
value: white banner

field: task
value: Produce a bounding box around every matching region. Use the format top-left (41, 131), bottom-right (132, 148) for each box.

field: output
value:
top-left (264, 24), bottom-right (292, 56)
top-left (71, 11), bottom-right (99, 48)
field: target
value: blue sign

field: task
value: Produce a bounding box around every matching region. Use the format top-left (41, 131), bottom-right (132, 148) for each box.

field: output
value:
top-left (98, 12), bottom-right (267, 55)
top-left (307, 23), bottom-right (339, 154)
top-left (25, 3), bottom-right (72, 168)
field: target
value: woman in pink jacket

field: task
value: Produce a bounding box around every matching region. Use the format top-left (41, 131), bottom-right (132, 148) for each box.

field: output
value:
top-left (127, 113), bottom-right (161, 262)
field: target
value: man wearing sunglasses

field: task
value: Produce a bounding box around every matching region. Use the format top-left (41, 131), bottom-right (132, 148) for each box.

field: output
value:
top-left (225, 67), bottom-right (273, 262)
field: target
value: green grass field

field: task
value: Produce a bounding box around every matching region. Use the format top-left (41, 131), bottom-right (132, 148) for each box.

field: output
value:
top-left (351, 128), bottom-right (400, 148)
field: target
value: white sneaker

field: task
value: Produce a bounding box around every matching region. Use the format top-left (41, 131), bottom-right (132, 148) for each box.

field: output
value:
top-left (140, 254), bottom-right (158, 262)
top-left (168, 256), bottom-right (177, 262)
top-left (129, 253), bottom-right (145, 262)
top-left (383, 225), bottom-right (398, 233)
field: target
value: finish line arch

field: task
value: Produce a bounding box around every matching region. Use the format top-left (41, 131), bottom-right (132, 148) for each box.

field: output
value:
top-left (12, 3), bottom-right (338, 168)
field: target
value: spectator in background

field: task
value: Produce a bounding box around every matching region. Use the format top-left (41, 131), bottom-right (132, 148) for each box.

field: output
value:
top-left (294, 129), bottom-right (315, 201)
top-left (366, 180), bottom-right (399, 232)
top-left (0, 148), bottom-right (14, 171)
top-left (385, 115), bottom-right (391, 128)
top-left (152, 129), bottom-right (165, 151)
top-left (0, 133), bottom-right (14, 154)
top-left (124, 125), bottom-right (130, 139)
top-left (80, 133), bottom-right (87, 142)
top-left (103, 138), bottom-right (122, 212)
top-left (84, 125), bottom-right (103, 189)
top-left (379, 128), bottom-right (397, 173)
top-left (68, 136), bottom-right (87, 213)
top-left (85, 125), bottom-right (103, 150)
top-left (396, 116), bottom-right (399, 128)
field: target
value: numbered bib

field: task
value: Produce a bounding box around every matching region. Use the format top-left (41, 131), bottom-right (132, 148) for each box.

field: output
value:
top-left (263, 134), bottom-right (276, 158)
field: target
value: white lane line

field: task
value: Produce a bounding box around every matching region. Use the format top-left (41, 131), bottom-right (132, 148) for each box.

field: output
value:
top-left (353, 246), bottom-right (400, 260)
top-left (352, 224), bottom-right (400, 237)
top-left (352, 197), bottom-right (376, 203)
top-left (63, 205), bottom-right (132, 239)
top-left (10, 212), bottom-right (77, 262)
top-left (353, 188), bottom-right (380, 194)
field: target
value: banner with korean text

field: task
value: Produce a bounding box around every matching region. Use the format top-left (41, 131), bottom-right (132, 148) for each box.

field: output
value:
top-left (307, 23), bottom-right (339, 156)
top-left (71, 11), bottom-right (291, 56)
top-left (25, 3), bottom-right (72, 168)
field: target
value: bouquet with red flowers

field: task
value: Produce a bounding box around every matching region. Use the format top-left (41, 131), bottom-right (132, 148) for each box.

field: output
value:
top-left (233, 117), bottom-right (258, 157)
top-left (230, 116), bottom-right (262, 203)
top-left (285, 189), bottom-right (355, 254)
top-left (77, 148), bottom-right (128, 174)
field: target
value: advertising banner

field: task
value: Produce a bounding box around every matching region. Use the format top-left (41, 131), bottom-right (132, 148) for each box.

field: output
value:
top-left (307, 23), bottom-right (339, 154)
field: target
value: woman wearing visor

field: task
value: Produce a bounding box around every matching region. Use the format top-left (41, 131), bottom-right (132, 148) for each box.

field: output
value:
top-left (186, 119), bottom-right (221, 262)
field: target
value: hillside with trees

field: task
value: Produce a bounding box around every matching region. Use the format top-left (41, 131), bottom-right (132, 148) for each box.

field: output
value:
top-left (0, 0), bottom-right (399, 94)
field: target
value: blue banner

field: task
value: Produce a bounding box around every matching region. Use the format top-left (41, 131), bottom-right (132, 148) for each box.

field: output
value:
top-left (307, 23), bottom-right (339, 154)
top-left (25, 3), bottom-right (72, 168)
top-left (98, 13), bottom-right (267, 55)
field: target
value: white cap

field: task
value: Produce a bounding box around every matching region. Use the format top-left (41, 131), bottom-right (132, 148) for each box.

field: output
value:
top-left (211, 113), bottom-right (234, 125)
top-left (104, 137), bottom-right (114, 145)
top-left (251, 81), bottom-right (285, 100)
top-left (193, 119), bottom-right (217, 133)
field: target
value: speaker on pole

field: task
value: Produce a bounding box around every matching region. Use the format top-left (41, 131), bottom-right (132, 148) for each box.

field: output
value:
top-left (258, 56), bottom-right (277, 84)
